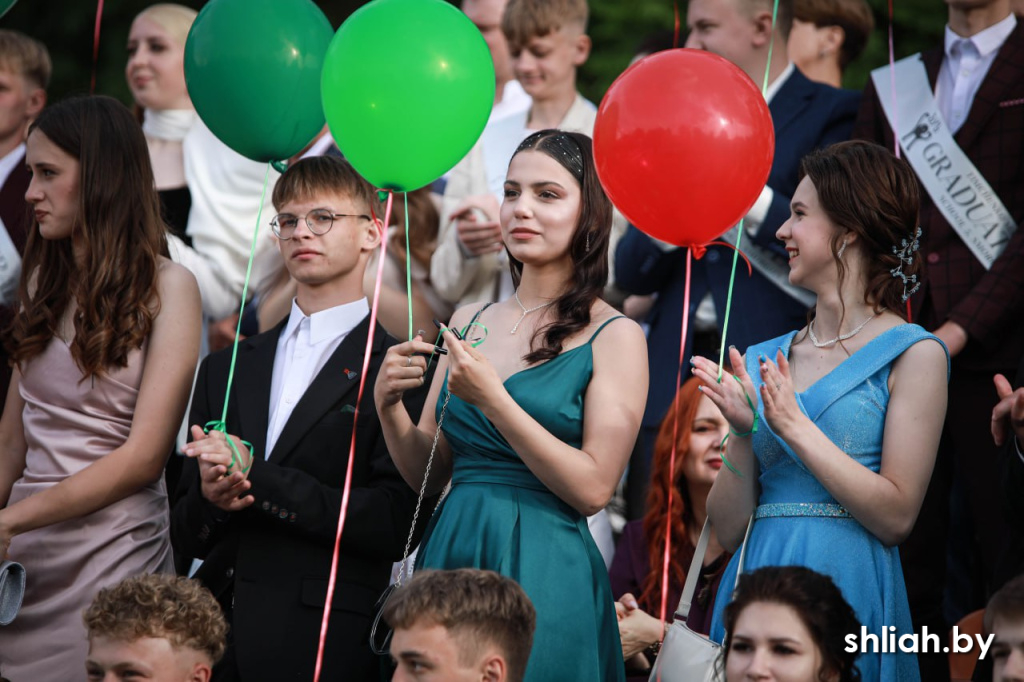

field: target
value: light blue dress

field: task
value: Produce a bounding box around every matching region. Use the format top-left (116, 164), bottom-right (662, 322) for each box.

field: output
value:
top-left (709, 325), bottom-right (948, 682)
top-left (416, 313), bottom-right (626, 682)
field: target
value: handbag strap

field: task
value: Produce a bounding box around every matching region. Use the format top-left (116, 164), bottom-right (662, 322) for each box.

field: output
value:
top-left (393, 306), bottom-right (489, 585)
top-left (676, 515), bottom-right (754, 621)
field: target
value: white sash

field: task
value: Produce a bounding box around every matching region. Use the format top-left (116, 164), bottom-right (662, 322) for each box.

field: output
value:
top-left (0, 215), bottom-right (20, 307)
top-left (871, 56), bottom-right (1017, 270)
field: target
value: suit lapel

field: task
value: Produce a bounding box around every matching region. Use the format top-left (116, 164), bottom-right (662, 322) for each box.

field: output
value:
top-left (955, 21), bottom-right (1024, 152)
top-left (267, 316), bottom-right (381, 465)
top-left (231, 319), bottom-right (285, 461)
top-left (768, 69), bottom-right (814, 139)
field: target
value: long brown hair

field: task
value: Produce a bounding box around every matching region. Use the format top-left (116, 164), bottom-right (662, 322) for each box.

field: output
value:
top-left (507, 130), bottom-right (613, 364)
top-left (796, 141), bottom-right (922, 347)
top-left (9, 96), bottom-right (167, 378)
top-left (638, 377), bottom-right (705, 611)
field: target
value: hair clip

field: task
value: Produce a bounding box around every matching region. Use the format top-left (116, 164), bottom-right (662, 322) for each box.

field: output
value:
top-left (890, 227), bottom-right (922, 302)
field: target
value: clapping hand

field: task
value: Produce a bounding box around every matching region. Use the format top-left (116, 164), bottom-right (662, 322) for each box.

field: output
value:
top-left (691, 347), bottom-right (757, 434)
top-left (757, 350), bottom-right (809, 440)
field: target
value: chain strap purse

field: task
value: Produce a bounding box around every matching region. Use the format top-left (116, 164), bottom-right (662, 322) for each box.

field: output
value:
top-left (368, 391), bottom-right (452, 654)
top-left (648, 516), bottom-right (753, 682)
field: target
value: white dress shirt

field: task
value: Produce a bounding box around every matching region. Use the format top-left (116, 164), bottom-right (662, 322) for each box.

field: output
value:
top-left (936, 13), bottom-right (1017, 134)
top-left (265, 298), bottom-right (369, 458)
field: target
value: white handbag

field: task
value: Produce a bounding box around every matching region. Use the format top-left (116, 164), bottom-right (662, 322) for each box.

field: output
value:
top-left (647, 516), bottom-right (753, 682)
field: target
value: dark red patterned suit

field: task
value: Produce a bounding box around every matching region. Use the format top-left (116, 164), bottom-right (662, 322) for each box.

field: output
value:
top-left (853, 20), bottom-right (1024, 682)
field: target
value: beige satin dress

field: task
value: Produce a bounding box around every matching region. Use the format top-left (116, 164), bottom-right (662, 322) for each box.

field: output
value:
top-left (0, 336), bottom-right (172, 681)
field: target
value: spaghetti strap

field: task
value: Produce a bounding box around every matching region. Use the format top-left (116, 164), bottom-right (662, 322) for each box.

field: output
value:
top-left (467, 302), bottom-right (493, 327)
top-left (587, 315), bottom-right (627, 344)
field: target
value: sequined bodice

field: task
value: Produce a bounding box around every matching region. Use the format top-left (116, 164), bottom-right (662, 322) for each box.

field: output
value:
top-left (747, 325), bottom-right (947, 507)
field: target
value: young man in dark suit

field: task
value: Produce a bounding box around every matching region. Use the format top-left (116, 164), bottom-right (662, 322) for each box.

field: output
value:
top-left (614, 0), bottom-right (859, 503)
top-left (171, 156), bottom-right (427, 681)
top-left (853, 2), bottom-right (1023, 678)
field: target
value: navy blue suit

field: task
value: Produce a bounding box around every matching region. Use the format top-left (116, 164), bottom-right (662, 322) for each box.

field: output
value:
top-left (616, 68), bottom-right (860, 437)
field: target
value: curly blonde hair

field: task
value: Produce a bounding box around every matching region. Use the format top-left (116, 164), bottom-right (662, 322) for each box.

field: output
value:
top-left (83, 573), bottom-right (227, 664)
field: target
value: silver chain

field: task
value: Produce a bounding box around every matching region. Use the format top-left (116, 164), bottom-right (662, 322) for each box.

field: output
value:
top-left (394, 391), bottom-right (452, 586)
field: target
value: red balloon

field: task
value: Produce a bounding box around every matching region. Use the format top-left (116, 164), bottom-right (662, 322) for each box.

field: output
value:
top-left (594, 49), bottom-right (775, 248)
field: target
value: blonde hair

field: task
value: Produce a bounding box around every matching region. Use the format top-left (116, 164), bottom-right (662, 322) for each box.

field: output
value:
top-left (0, 30), bottom-right (51, 90)
top-left (84, 574), bottom-right (228, 665)
top-left (502, 0), bottom-right (589, 50)
top-left (136, 3), bottom-right (198, 48)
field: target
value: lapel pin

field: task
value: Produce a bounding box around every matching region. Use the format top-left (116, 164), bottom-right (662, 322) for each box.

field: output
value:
top-left (344, 368), bottom-right (358, 380)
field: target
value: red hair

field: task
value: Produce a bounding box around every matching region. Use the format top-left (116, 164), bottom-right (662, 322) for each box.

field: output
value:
top-left (638, 376), bottom-right (706, 612)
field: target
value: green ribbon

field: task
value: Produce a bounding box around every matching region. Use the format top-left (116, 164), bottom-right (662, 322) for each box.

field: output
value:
top-left (716, 374), bottom-right (760, 477)
top-left (203, 420), bottom-right (254, 474)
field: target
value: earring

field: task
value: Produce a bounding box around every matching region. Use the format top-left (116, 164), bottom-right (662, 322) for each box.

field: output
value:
top-left (837, 238), bottom-right (848, 259)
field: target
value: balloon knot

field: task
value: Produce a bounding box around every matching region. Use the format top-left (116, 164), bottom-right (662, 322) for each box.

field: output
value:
top-left (691, 243), bottom-right (708, 260)
top-left (271, 159), bottom-right (289, 174)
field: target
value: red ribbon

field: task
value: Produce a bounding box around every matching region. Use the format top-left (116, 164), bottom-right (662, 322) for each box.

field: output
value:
top-left (91, 0), bottom-right (104, 94)
top-left (673, 2), bottom-right (681, 49)
top-left (659, 247), bottom-right (693, 631)
top-left (692, 240), bottom-right (754, 277)
top-left (312, 191), bottom-right (393, 681)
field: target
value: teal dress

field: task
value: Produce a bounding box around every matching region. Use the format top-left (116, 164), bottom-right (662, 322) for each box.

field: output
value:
top-left (709, 325), bottom-right (949, 682)
top-left (416, 313), bottom-right (626, 682)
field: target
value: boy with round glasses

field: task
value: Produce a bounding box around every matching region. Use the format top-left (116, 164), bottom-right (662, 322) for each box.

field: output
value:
top-left (170, 155), bottom-right (430, 681)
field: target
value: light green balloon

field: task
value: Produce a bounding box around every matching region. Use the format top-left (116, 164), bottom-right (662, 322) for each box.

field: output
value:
top-left (0, 0), bottom-right (17, 20)
top-left (322, 0), bottom-right (496, 192)
top-left (185, 0), bottom-right (333, 162)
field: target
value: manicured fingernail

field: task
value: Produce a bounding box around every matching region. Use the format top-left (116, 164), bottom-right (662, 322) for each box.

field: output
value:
top-left (758, 353), bottom-right (767, 363)
top-left (688, 357), bottom-right (696, 366)
top-left (697, 385), bottom-right (703, 391)
top-left (729, 345), bottom-right (736, 350)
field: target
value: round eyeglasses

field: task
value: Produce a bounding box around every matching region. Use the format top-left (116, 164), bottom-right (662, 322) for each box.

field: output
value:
top-left (270, 208), bottom-right (370, 240)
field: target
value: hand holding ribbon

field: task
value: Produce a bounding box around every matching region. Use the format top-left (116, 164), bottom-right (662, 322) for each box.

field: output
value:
top-left (184, 425), bottom-right (254, 513)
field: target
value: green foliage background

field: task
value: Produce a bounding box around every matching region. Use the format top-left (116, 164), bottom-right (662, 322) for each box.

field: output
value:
top-left (3, 0), bottom-right (945, 111)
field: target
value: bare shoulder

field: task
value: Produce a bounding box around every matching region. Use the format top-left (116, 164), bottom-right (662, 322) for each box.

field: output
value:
top-left (156, 257), bottom-right (199, 293)
top-left (891, 334), bottom-right (949, 390)
top-left (155, 257), bottom-right (201, 309)
top-left (589, 308), bottom-right (646, 361)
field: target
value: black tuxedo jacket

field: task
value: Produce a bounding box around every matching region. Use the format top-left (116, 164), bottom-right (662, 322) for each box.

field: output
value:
top-left (171, 314), bottom-right (427, 681)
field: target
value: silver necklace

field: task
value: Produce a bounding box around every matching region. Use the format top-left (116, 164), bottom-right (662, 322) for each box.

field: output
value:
top-left (807, 312), bottom-right (879, 348)
top-left (511, 290), bottom-right (554, 335)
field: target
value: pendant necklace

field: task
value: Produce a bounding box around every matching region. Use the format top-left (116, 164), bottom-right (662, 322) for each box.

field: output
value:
top-left (511, 290), bottom-right (554, 335)
top-left (807, 311), bottom-right (880, 348)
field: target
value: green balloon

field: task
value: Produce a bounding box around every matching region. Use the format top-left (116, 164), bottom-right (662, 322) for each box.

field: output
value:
top-left (322, 0), bottom-right (495, 192)
top-left (0, 0), bottom-right (17, 20)
top-left (184, 0), bottom-right (333, 162)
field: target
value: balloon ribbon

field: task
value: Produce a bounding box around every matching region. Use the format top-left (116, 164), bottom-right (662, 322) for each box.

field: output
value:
top-left (659, 247), bottom-right (692, 633)
top-left (90, 0), bottom-right (104, 93)
top-left (312, 190), bottom-right (394, 682)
